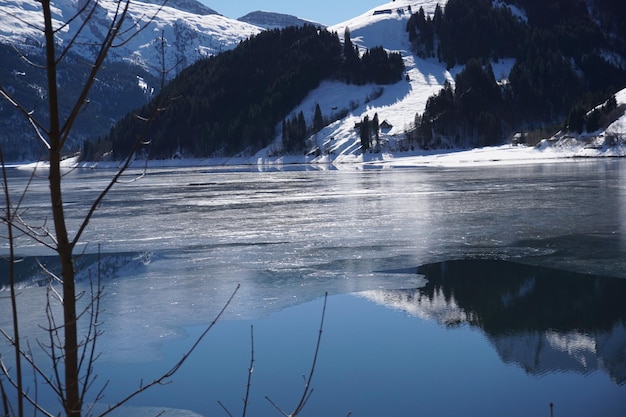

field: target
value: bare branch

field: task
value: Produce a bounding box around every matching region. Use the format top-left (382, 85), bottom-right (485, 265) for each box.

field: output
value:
top-left (36, 258), bottom-right (64, 286)
top-left (217, 324), bottom-right (255, 417)
top-left (0, 330), bottom-right (64, 407)
top-left (1, 145), bottom-right (28, 417)
top-left (266, 292), bottom-right (328, 417)
top-left (11, 44), bottom-right (47, 70)
top-left (242, 325), bottom-right (255, 417)
top-left (53, 0), bottom-right (95, 34)
top-left (97, 284), bottom-right (241, 417)
top-left (58, 0), bottom-right (132, 150)
top-left (0, 85), bottom-right (51, 149)
top-left (0, 6), bottom-right (44, 33)
top-left (44, 287), bottom-right (66, 401)
top-left (79, 250), bottom-right (105, 406)
top-left (112, 0), bottom-right (170, 49)
top-left (0, 372), bottom-right (13, 416)
top-left (70, 79), bottom-right (172, 248)
top-left (7, 213), bottom-right (58, 251)
top-left (217, 401), bottom-right (235, 417)
top-left (265, 396), bottom-right (289, 417)
top-left (55, 0), bottom-right (99, 63)
top-left (0, 356), bottom-right (56, 417)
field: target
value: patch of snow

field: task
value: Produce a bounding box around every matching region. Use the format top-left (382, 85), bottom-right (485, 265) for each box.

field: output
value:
top-left (600, 49), bottom-right (626, 69)
top-left (491, 58), bottom-right (516, 85)
top-left (493, 0), bottom-right (528, 23)
top-left (137, 75), bottom-right (148, 92)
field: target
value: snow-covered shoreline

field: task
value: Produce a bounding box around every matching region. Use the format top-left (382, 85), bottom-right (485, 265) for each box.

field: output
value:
top-left (8, 140), bottom-right (625, 173)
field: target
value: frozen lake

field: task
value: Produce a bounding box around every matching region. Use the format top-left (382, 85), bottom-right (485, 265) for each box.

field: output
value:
top-left (2, 160), bottom-right (626, 416)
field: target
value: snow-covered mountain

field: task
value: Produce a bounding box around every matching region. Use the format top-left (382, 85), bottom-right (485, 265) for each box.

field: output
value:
top-left (0, 0), bottom-right (263, 159)
top-left (2, 0), bottom-right (625, 162)
top-left (257, 0), bottom-right (457, 162)
top-left (251, 0), bottom-right (626, 164)
top-left (0, 0), bottom-right (261, 75)
top-left (237, 11), bottom-right (323, 30)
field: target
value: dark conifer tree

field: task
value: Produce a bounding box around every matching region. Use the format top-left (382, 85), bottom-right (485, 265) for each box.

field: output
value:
top-left (343, 27), bottom-right (361, 83)
top-left (360, 115), bottom-right (371, 152)
top-left (372, 113), bottom-right (380, 148)
top-left (313, 103), bottom-right (324, 133)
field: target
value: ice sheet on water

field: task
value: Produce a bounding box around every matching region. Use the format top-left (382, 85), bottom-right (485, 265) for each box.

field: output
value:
top-left (88, 404), bottom-right (203, 417)
top-left (0, 251), bottom-right (152, 290)
top-left (0, 246), bottom-right (426, 365)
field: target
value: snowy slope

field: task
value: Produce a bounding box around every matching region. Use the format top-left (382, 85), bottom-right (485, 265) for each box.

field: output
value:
top-left (238, 11), bottom-right (322, 30)
top-left (260, 0), bottom-right (463, 162)
top-left (0, 0), bottom-right (262, 75)
top-left (257, 0), bottom-right (625, 165)
top-left (536, 87), bottom-right (626, 158)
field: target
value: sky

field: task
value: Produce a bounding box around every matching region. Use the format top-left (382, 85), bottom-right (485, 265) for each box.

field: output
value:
top-left (203, 0), bottom-right (387, 26)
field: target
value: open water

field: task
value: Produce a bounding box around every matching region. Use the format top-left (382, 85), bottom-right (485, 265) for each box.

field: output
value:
top-left (1, 160), bottom-right (625, 416)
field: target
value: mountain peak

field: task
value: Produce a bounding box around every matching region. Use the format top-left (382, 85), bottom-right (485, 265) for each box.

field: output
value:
top-left (142, 0), bottom-right (217, 15)
top-left (238, 11), bottom-right (323, 30)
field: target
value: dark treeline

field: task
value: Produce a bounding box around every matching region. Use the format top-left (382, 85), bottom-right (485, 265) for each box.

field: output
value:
top-left (407, 0), bottom-right (626, 149)
top-left (99, 25), bottom-right (404, 159)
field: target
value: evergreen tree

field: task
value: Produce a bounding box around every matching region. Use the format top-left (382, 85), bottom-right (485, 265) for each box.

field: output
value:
top-left (360, 115), bottom-right (371, 152)
top-left (343, 27), bottom-right (361, 83)
top-left (372, 113), bottom-right (380, 148)
top-left (106, 24), bottom-right (406, 158)
top-left (313, 103), bottom-right (324, 133)
top-left (297, 111), bottom-right (307, 145)
top-left (567, 104), bottom-right (586, 133)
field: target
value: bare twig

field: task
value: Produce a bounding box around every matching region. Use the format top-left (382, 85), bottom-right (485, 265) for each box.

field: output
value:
top-left (0, 339), bottom-right (58, 417)
top-left (55, 0), bottom-right (99, 63)
top-left (0, 85), bottom-right (51, 149)
top-left (1, 145), bottom-right (25, 417)
top-left (242, 325), bottom-right (255, 417)
top-left (217, 324), bottom-right (255, 417)
top-left (0, 1), bottom-right (199, 415)
top-left (1, 372), bottom-right (12, 416)
top-left (98, 284), bottom-right (241, 417)
top-left (58, 0), bottom-right (132, 151)
top-left (266, 292), bottom-right (328, 417)
top-left (70, 26), bottom-right (176, 249)
top-left (112, 0), bottom-right (170, 48)
top-left (78, 271), bottom-right (104, 405)
top-left (217, 401), bottom-right (235, 417)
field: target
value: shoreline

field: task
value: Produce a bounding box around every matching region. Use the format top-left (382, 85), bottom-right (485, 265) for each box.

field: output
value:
top-left (8, 141), bottom-right (626, 172)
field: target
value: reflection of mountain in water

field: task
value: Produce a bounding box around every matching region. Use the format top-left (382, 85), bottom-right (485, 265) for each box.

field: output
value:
top-left (360, 259), bottom-right (626, 385)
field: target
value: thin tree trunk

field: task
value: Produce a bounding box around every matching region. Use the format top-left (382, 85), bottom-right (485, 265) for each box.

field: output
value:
top-left (49, 157), bottom-right (81, 417)
top-left (42, 0), bottom-right (81, 415)
top-left (1, 148), bottom-right (24, 417)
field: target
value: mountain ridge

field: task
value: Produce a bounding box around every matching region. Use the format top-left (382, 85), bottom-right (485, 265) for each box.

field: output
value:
top-left (237, 11), bottom-right (323, 30)
top-left (0, 0), bottom-right (263, 160)
top-left (2, 0), bottom-right (626, 162)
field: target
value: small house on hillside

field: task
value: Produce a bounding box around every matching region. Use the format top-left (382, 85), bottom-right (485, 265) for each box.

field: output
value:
top-left (380, 120), bottom-right (393, 131)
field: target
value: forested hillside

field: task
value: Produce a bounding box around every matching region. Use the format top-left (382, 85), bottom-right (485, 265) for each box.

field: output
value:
top-left (101, 25), bottom-right (404, 159)
top-left (0, 43), bottom-right (158, 160)
top-left (407, 0), bottom-right (626, 148)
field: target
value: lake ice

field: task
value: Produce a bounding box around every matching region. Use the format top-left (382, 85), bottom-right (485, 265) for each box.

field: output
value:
top-left (2, 160), bottom-right (626, 416)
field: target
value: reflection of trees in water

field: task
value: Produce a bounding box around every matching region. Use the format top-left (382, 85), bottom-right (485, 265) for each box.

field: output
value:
top-left (416, 259), bottom-right (626, 334)
top-left (364, 259), bottom-right (626, 385)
